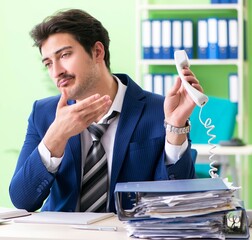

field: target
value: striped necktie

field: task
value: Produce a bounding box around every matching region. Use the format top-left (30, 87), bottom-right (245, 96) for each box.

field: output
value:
top-left (80, 111), bottom-right (117, 212)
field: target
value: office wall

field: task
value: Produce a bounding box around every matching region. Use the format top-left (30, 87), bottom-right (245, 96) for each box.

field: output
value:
top-left (0, 0), bottom-right (136, 207)
top-left (0, 0), bottom-right (251, 208)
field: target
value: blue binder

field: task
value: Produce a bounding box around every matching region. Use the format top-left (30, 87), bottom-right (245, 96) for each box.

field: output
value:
top-left (114, 178), bottom-right (250, 239)
top-left (208, 18), bottom-right (218, 59)
top-left (161, 19), bottom-right (172, 59)
top-left (228, 18), bottom-right (238, 59)
top-left (151, 19), bottom-right (162, 59)
top-left (153, 74), bottom-right (164, 96)
top-left (183, 20), bottom-right (193, 59)
top-left (171, 20), bottom-right (183, 57)
top-left (218, 19), bottom-right (228, 59)
top-left (141, 19), bottom-right (152, 59)
top-left (197, 19), bottom-right (208, 59)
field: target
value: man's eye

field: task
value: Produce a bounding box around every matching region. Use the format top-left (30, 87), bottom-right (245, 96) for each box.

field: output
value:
top-left (44, 62), bottom-right (52, 68)
top-left (62, 52), bottom-right (70, 58)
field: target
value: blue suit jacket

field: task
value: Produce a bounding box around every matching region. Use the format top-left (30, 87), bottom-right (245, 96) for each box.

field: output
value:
top-left (9, 74), bottom-right (195, 213)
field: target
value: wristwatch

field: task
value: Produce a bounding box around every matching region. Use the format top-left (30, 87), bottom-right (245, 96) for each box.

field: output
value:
top-left (164, 120), bottom-right (191, 134)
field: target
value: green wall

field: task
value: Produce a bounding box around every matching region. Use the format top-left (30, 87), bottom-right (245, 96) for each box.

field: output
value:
top-left (1, 0), bottom-right (251, 209)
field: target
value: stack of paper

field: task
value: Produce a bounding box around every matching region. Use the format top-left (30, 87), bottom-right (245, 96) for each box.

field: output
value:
top-left (114, 178), bottom-right (250, 239)
top-left (0, 207), bottom-right (30, 219)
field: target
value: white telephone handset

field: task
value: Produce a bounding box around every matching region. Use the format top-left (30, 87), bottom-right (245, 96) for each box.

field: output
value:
top-left (174, 50), bottom-right (208, 107)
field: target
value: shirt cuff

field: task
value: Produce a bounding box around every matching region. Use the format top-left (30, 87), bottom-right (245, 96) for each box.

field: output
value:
top-left (165, 139), bottom-right (188, 165)
top-left (38, 141), bottom-right (63, 173)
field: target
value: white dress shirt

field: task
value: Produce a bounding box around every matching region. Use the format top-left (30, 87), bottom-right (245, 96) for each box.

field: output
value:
top-left (38, 75), bottom-right (188, 175)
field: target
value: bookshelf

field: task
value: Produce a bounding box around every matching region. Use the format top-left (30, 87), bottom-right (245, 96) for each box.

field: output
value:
top-left (135, 0), bottom-right (247, 141)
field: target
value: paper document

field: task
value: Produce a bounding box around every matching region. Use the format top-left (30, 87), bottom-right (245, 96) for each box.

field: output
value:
top-left (0, 207), bottom-right (30, 219)
top-left (14, 211), bottom-right (114, 225)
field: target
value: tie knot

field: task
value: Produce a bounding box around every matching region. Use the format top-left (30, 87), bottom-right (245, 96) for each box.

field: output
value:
top-left (88, 124), bottom-right (108, 141)
top-left (87, 110), bottom-right (118, 142)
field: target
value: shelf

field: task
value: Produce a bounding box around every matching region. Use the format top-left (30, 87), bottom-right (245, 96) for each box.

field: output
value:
top-left (138, 4), bottom-right (240, 11)
top-left (139, 59), bottom-right (240, 66)
top-left (136, 0), bottom-right (246, 140)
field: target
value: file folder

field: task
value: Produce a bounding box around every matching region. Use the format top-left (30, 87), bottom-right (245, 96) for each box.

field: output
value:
top-left (141, 19), bottom-right (152, 59)
top-left (229, 73), bottom-right (239, 103)
top-left (163, 74), bottom-right (174, 94)
top-left (151, 20), bottom-right (162, 59)
top-left (208, 18), bottom-right (218, 59)
top-left (172, 20), bottom-right (182, 56)
top-left (228, 19), bottom-right (238, 59)
top-left (218, 19), bottom-right (228, 59)
top-left (183, 20), bottom-right (193, 59)
top-left (161, 20), bottom-right (172, 59)
top-left (153, 74), bottom-right (164, 95)
top-left (143, 73), bottom-right (153, 93)
top-left (114, 178), bottom-right (250, 239)
top-left (197, 19), bottom-right (208, 59)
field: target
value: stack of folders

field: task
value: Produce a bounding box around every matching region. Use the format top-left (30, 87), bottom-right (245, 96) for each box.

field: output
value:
top-left (198, 18), bottom-right (238, 59)
top-left (142, 19), bottom-right (193, 59)
top-left (143, 73), bottom-right (176, 96)
top-left (211, 0), bottom-right (238, 3)
top-left (114, 178), bottom-right (250, 239)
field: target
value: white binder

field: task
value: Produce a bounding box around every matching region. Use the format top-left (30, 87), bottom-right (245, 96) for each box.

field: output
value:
top-left (161, 19), bottom-right (172, 59)
top-left (197, 19), bottom-right (208, 59)
top-left (208, 18), bottom-right (218, 59)
top-left (151, 20), bottom-right (162, 59)
top-left (163, 74), bottom-right (174, 94)
top-left (218, 19), bottom-right (228, 59)
top-left (153, 74), bottom-right (164, 95)
top-left (183, 20), bottom-right (193, 59)
top-left (143, 73), bottom-right (153, 92)
top-left (229, 73), bottom-right (239, 103)
top-left (172, 20), bottom-right (182, 54)
top-left (141, 19), bottom-right (152, 59)
top-left (228, 19), bottom-right (238, 59)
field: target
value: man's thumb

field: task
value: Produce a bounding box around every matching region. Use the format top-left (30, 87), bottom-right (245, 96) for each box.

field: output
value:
top-left (58, 89), bottom-right (68, 108)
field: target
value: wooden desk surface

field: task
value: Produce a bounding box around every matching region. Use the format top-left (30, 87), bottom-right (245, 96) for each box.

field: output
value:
top-left (0, 216), bottom-right (129, 240)
top-left (0, 215), bottom-right (251, 239)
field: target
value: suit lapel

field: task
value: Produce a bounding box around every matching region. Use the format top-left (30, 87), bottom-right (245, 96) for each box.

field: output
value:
top-left (109, 75), bottom-right (146, 201)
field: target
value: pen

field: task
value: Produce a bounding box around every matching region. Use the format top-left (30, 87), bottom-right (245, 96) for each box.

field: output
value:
top-left (71, 225), bottom-right (118, 231)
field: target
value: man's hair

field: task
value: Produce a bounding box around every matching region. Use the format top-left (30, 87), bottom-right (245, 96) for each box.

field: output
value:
top-left (30, 9), bottom-right (111, 71)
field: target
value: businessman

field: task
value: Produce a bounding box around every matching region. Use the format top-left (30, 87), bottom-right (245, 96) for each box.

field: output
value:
top-left (9, 9), bottom-right (203, 213)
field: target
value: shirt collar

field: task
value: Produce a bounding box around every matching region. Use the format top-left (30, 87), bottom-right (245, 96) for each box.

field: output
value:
top-left (99, 75), bottom-right (127, 123)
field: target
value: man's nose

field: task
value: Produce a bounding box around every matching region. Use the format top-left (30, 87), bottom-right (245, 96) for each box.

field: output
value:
top-left (51, 61), bottom-right (65, 79)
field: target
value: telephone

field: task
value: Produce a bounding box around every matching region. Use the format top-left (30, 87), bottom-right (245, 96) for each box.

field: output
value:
top-left (174, 50), bottom-right (218, 178)
top-left (174, 50), bottom-right (208, 107)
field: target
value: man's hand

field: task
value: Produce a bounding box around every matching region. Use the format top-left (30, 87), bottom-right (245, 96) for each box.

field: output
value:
top-left (43, 89), bottom-right (112, 157)
top-left (164, 68), bottom-right (204, 145)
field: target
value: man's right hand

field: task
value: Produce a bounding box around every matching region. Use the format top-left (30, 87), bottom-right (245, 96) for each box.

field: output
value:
top-left (43, 89), bottom-right (112, 158)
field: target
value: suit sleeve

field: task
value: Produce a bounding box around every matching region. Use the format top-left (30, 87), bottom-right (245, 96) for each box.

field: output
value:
top-left (154, 141), bottom-right (196, 180)
top-left (9, 101), bottom-right (55, 212)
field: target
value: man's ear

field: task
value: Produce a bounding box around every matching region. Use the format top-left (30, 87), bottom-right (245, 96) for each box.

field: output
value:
top-left (93, 41), bottom-right (105, 62)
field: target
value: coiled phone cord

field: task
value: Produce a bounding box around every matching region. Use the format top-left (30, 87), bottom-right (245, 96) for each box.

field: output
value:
top-left (198, 106), bottom-right (219, 178)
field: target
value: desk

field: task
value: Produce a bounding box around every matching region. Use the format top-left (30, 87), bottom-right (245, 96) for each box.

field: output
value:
top-left (0, 216), bottom-right (129, 240)
top-left (192, 144), bottom-right (252, 207)
top-left (0, 216), bottom-right (251, 240)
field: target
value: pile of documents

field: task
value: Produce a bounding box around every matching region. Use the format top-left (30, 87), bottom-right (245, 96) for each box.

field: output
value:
top-left (114, 178), bottom-right (250, 239)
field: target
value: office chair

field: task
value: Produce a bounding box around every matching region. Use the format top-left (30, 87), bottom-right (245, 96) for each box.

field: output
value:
top-left (189, 96), bottom-right (238, 178)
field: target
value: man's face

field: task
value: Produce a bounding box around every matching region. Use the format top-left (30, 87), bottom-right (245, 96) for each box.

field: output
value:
top-left (41, 33), bottom-right (98, 100)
